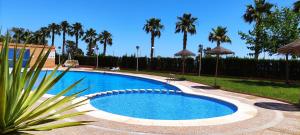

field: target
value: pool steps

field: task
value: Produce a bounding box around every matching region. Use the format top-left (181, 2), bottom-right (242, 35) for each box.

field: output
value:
top-left (86, 89), bottom-right (182, 99)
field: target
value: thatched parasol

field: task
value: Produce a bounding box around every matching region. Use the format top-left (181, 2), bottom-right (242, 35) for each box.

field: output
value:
top-left (278, 39), bottom-right (300, 84)
top-left (206, 46), bottom-right (234, 55)
top-left (175, 49), bottom-right (196, 56)
top-left (206, 46), bottom-right (234, 87)
top-left (278, 39), bottom-right (300, 55)
top-left (174, 49), bottom-right (196, 74)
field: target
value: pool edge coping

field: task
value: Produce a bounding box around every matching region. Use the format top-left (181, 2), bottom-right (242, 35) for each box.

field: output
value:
top-left (57, 69), bottom-right (258, 127)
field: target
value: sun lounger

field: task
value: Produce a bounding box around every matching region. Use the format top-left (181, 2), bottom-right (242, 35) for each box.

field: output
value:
top-left (110, 67), bottom-right (120, 71)
top-left (63, 60), bottom-right (79, 68)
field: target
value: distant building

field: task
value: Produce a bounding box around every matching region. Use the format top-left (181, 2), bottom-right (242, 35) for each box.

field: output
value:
top-left (0, 42), bottom-right (56, 68)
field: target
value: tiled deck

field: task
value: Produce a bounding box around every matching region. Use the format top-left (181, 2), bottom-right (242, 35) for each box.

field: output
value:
top-left (30, 69), bottom-right (300, 135)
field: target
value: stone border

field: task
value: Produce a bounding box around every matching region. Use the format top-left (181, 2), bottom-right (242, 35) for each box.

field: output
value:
top-left (70, 69), bottom-right (258, 127)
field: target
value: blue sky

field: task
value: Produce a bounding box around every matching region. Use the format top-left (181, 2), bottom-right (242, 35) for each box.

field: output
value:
top-left (0, 0), bottom-right (295, 58)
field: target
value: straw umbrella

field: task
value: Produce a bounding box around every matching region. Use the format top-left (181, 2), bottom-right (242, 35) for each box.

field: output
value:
top-left (278, 39), bottom-right (300, 55)
top-left (278, 39), bottom-right (300, 84)
top-left (206, 46), bottom-right (234, 87)
top-left (208, 26), bottom-right (232, 87)
top-left (174, 49), bottom-right (195, 74)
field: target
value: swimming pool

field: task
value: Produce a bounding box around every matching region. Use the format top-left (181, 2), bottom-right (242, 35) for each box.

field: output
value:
top-left (38, 70), bottom-right (179, 96)
top-left (40, 70), bottom-right (238, 121)
top-left (90, 92), bottom-right (237, 120)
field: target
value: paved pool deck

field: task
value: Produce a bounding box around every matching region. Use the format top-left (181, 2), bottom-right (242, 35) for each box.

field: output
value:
top-left (30, 68), bottom-right (300, 135)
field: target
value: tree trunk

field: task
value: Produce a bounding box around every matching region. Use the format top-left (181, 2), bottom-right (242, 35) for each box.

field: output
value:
top-left (214, 41), bottom-right (221, 86)
top-left (42, 36), bottom-right (46, 45)
top-left (285, 54), bottom-right (289, 84)
top-left (182, 56), bottom-right (185, 74)
top-left (36, 36), bottom-right (39, 44)
top-left (62, 31), bottom-right (66, 54)
top-left (51, 31), bottom-right (55, 46)
top-left (88, 39), bottom-right (92, 56)
top-left (254, 22), bottom-right (260, 60)
top-left (254, 47), bottom-right (259, 60)
top-left (183, 31), bottom-right (187, 50)
top-left (150, 32), bottom-right (155, 60)
top-left (103, 40), bottom-right (107, 56)
top-left (75, 34), bottom-right (79, 49)
top-left (198, 52), bottom-right (202, 76)
top-left (214, 54), bottom-right (219, 87)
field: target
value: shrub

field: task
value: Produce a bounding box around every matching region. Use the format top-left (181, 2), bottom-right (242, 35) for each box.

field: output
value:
top-left (0, 36), bottom-right (89, 134)
top-left (56, 55), bottom-right (300, 80)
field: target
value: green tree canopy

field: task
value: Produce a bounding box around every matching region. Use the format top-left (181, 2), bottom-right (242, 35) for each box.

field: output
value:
top-left (241, 0), bottom-right (274, 59)
top-left (293, 0), bottom-right (300, 13)
top-left (265, 7), bottom-right (300, 55)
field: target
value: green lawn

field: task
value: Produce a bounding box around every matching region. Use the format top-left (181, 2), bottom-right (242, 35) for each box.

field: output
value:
top-left (117, 69), bottom-right (300, 104)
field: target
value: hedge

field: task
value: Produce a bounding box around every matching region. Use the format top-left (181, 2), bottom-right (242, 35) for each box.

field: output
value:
top-left (55, 55), bottom-right (300, 80)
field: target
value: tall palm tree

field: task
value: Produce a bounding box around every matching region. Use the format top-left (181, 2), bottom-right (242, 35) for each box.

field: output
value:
top-left (82, 28), bottom-right (97, 56)
top-left (208, 26), bottom-right (231, 86)
top-left (98, 30), bottom-right (113, 56)
top-left (10, 27), bottom-right (25, 43)
top-left (143, 18), bottom-right (164, 60)
top-left (39, 27), bottom-right (50, 45)
top-left (60, 21), bottom-right (71, 54)
top-left (21, 30), bottom-right (33, 43)
top-left (175, 13), bottom-right (197, 50)
top-left (70, 22), bottom-right (84, 49)
top-left (48, 23), bottom-right (61, 46)
top-left (243, 0), bottom-right (273, 59)
top-left (31, 30), bottom-right (43, 45)
top-left (293, 0), bottom-right (300, 13)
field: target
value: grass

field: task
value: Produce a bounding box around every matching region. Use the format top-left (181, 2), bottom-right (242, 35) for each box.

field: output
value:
top-left (116, 69), bottom-right (300, 104)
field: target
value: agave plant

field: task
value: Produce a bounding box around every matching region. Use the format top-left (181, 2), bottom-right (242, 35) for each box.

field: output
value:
top-left (0, 35), bottom-right (90, 134)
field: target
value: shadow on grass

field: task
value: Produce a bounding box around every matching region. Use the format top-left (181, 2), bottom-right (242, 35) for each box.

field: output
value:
top-left (255, 102), bottom-right (300, 111)
top-left (229, 79), bottom-right (299, 88)
top-left (191, 85), bottom-right (216, 90)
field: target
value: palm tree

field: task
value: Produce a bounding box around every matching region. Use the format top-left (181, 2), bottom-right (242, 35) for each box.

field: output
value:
top-left (98, 30), bottom-right (113, 56)
top-left (48, 23), bottom-right (61, 46)
top-left (243, 0), bottom-right (273, 59)
top-left (208, 26), bottom-right (231, 86)
top-left (10, 27), bottom-right (25, 43)
top-left (21, 30), bottom-right (33, 43)
top-left (39, 27), bottom-right (50, 45)
top-left (293, 0), bottom-right (300, 13)
top-left (70, 22), bottom-right (84, 49)
top-left (175, 13), bottom-right (197, 50)
top-left (61, 21), bottom-right (71, 54)
top-left (82, 28), bottom-right (97, 56)
top-left (143, 18), bottom-right (164, 60)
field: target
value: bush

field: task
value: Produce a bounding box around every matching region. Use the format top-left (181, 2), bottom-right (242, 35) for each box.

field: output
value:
top-left (55, 55), bottom-right (300, 80)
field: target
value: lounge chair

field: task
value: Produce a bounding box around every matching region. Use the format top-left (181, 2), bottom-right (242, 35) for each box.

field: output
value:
top-left (167, 73), bottom-right (176, 83)
top-left (63, 60), bottom-right (79, 68)
top-left (110, 67), bottom-right (120, 71)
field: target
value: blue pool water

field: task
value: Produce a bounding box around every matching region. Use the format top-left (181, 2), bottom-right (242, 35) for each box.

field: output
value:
top-left (38, 71), bottom-right (179, 96)
top-left (91, 92), bottom-right (237, 120)
top-left (38, 70), bottom-right (237, 120)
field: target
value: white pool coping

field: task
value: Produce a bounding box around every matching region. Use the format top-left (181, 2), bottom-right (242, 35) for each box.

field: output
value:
top-left (60, 69), bottom-right (258, 127)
